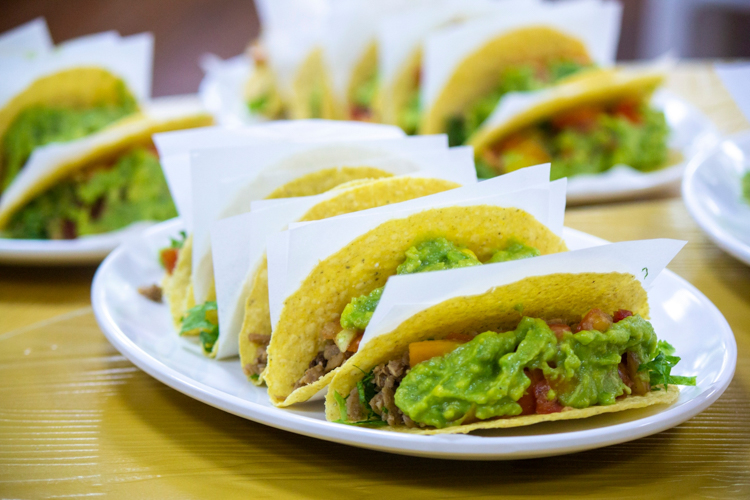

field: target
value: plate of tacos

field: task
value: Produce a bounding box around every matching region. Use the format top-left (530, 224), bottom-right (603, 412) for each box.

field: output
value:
top-left (683, 131), bottom-right (750, 266)
top-left (91, 153), bottom-right (735, 459)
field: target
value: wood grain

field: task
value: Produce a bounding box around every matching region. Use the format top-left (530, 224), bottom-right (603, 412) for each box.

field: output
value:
top-left (1, 64), bottom-right (749, 499)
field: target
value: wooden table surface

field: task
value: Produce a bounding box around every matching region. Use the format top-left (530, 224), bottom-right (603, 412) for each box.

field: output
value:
top-left (1, 64), bottom-right (749, 499)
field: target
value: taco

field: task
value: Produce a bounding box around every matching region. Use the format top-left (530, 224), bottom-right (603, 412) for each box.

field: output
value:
top-left (0, 99), bottom-right (212, 239)
top-left (264, 172), bottom-right (567, 406)
top-left (469, 68), bottom-right (674, 180)
top-left (419, 0), bottom-right (621, 144)
top-left (0, 32), bottom-right (152, 193)
top-left (326, 241), bottom-right (694, 434)
top-left (238, 176), bottom-right (463, 378)
top-left (244, 41), bottom-right (286, 120)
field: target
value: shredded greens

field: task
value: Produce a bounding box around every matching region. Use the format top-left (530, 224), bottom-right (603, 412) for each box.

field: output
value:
top-left (181, 301), bottom-right (219, 354)
top-left (638, 340), bottom-right (696, 390)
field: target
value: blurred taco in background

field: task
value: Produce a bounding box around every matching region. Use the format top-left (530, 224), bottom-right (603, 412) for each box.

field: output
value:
top-left (326, 240), bottom-right (694, 434)
top-left (0, 32), bottom-right (153, 193)
top-left (0, 97), bottom-right (212, 240)
top-left (419, 0), bottom-right (621, 144)
top-left (469, 67), bottom-right (674, 180)
top-left (243, 41), bottom-right (286, 120)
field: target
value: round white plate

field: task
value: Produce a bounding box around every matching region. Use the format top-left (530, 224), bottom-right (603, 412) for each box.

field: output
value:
top-left (683, 131), bottom-right (750, 266)
top-left (566, 90), bottom-right (721, 204)
top-left (92, 218), bottom-right (736, 460)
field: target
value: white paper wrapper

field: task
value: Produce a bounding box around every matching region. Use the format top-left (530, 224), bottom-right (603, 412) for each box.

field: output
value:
top-left (378, 0), bottom-right (536, 92)
top-left (0, 95), bottom-right (207, 231)
top-left (421, 0), bottom-right (622, 111)
top-left (267, 163), bottom-right (566, 329)
top-left (0, 18), bottom-right (52, 55)
top-left (255, 0), bottom-right (331, 98)
top-left (190, 133), bottom-right (448, 304)
top-left (198, 53), bottom-right (263, 127)
top-left (154, 120), bottom-right (404, 231)
top-left (209, 146), bottom-right (477, 359)
top-left (715, 62), bottom-right (750, 124)
top-left (0, 31), bottom-right (153, 110)
top-left (362, 239), bottom-right (686, 347)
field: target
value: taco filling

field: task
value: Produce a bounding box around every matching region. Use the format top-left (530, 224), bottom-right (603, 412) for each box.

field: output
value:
top-left (1, 81), bottom-right (137, 190)
top-left (350, 72), bottom-right (378, 122)
top-left (743, 171), bottom-right (750, 204)
top-left (446, 59), bottom-right (591, 146)
top-left (336, 309), bottom-right (695, 428)
top-left (5, 144), bottom-right (176, 239)
top-left (290, 237), bottom-right (540, 390)
top-left (475, 99), bottom-right (669, 181)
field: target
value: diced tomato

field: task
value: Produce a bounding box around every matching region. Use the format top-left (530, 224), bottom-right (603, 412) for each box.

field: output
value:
top-left (613, 100), bottom-right (642, 124)
top-left (618, 360), bottom-right (634, 391)
top-left (160, 247), bottom-right (179, 275)
top-left (546, 321), bottom-right (572, 340)
top-left (551, 105), bottom-right (603, 132)
top-left (409, 340), bottom-right (462, 367)
top-left (350, 106), bottom-right (372, 122)
top-left (534, 378), bottom-right (563, 414)
top-left (574, 308), bottom-right (613, 333)
top-left (444, 332), bottom-right (474, 343)
top-left (347, 332), bottom-right (364, 353)
top-left (517, 391), bottom-right (536, 415)
top-left (497, 132), bottom-right (551, 173)
top-left (613, 309), bottom-right (634, 323)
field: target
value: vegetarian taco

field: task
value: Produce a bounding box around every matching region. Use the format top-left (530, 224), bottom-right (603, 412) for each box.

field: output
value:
top-left (0, 32), bottom-right (152, 193)
top-left (419, 0), bottom-right (621, 144)
top-left (326, 239), bottom-right (694, 434)
top-left (469, 67), bottom-right (674, 180)
top-left (264, 165), bottom-right (567, 406)
top-left (0, 97), bottom-right (212, 240)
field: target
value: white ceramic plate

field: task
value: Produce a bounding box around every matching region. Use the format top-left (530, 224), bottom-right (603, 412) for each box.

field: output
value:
top-left (683, 131), bottom-right (750, 266)
top-left (92, 218), bottom-right (736, 460)
top-left (566, 90), bottom-right (721, 204)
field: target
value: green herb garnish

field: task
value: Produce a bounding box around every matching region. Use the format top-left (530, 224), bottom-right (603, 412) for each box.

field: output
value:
top-left (638, 340), bottom-right (696, 390)
top-left (180, 301), bottom-right (219, 354)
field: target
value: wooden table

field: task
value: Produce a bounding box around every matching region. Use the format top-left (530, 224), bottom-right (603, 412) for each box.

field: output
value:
top-left (1, 64), bottom-right (749, 499)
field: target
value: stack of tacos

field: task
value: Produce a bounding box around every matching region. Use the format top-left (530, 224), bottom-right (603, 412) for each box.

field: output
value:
top-left (0, 25), bottom-right (213, 241)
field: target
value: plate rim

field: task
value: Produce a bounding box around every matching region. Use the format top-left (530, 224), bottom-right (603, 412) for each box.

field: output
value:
top-left (91, 219), bottom-right (737, 460)
top-left (682, 130), bottom-right (750, 266)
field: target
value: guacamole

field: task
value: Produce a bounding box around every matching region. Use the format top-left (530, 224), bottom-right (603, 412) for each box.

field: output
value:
top-left (447, 59), bottom-right (591, 146)
top-left (394, 315), bottom-right (675, 429)
top-left (5, 146), bottom-right (177, 239)
top-left (339, 237), bottom-right (539, 331)
top-left (743, 171), bottom-right (750, 204)
top-left (477, 102), bottom-right (669, 181)
top-left (1, 82), bottom-right (137, 190)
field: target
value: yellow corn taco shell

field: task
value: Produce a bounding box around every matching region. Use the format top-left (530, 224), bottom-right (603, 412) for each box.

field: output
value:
top-left (326, 271), bottom-right (679, 434)
top-left (287, 48), bottom-right (339, 120)
top-left (420, 26), bottom-right (593, 135)
top-left (0, 104), bottom-right (213, 231)
top-left (264, 205), bottom-right (568, 407)
top-left (468, 68), bottom-right (666, 157)
top-left (239, 176), bottom-right (461, 384)
top-left (0, 67), bottom-right (139, 191)
top-left (162, 234), bottom-right (195, 331)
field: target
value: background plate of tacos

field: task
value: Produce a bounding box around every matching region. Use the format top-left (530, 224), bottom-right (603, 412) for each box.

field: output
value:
top-left (683, 131), bottom-right (750, 267)
top-left (0, 96), bottom-right (212, 264)
top-left (91, 218), bottom-right (735, 460)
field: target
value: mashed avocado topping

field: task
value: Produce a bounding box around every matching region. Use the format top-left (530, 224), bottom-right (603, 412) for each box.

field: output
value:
top-left (477, 101), bottom-right (669, 180)
top-left (446, 59), bottom-right (591, 146)
top-left (2, 83), bottom-right (137, 189)
top-left (394, 314), bottom-right (677, 429)
top-left (340, 237), bottom-right (539, 331)
top-left (743, 171), bottom-right (750, 204)
top-left (5, 146), bottom-right (177, 239)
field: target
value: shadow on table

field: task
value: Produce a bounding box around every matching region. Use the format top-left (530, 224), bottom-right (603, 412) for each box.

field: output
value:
top-left (0, 264), bottom-right (97, 303)
top-left (102, 365), bottom-right (750, 499)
